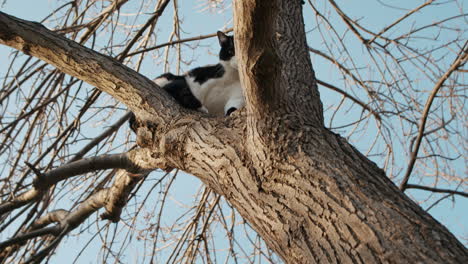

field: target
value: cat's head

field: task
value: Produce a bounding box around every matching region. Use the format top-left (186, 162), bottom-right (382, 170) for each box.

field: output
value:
top-left (217, 31), bottom-right (237, 69)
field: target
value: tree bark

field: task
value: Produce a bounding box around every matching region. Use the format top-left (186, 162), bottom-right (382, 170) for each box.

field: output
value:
top-left (0, 2), bottom-right (467, 263)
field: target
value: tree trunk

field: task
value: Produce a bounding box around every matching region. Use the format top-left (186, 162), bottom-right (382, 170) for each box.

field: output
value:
top-left (227, 1), bottom-right (467, 263)
top-left (0, 0), bottom-right (466, 263)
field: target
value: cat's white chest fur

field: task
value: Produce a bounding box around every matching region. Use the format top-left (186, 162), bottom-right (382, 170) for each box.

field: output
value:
top-left (186, 61), bottom-right (244, 116)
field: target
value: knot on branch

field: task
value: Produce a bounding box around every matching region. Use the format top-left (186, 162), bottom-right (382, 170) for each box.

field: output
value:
top-left (135, 125), bottom-right (154, 148)
top-left (137, 114), bottom-right (200, 171)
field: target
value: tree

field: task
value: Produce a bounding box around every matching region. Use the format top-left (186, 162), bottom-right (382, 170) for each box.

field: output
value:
top-left (0, 0), bottom-right (467, 263)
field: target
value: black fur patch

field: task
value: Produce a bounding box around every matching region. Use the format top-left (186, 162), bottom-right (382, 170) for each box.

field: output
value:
top-left (157, 73), bottom-right (202, 110)
top-left (188, 64), bottom-right (225, 85)
top-left (157, 72), bottom-right (180, 81)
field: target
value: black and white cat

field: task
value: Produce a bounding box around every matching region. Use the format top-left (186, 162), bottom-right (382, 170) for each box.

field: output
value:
top-left (154, 31), bottom-right (243, 116)
top-left (130, 31), bottom-right (243, 132)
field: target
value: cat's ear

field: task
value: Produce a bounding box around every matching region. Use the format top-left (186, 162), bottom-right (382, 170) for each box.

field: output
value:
top-left (217, 31), bottom-right (229, 46)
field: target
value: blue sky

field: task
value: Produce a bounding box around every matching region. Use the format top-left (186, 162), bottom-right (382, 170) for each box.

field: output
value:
top-left (1, 0), bottom-right (466, 262)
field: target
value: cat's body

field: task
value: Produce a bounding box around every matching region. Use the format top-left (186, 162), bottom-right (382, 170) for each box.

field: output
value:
top-left (154, 31), bottom-right (243, 116)
top-left (130, 31), bottom-right (243, 132)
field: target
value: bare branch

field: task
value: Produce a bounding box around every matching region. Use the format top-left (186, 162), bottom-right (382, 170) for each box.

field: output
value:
top-left (316, 79), bottom-right (381, 122)
top-left (328, 0), bottom-right (368, 44)
top-left (118, 0), bottom-right (172, 60)
top-left (400, 43), bottom-right (467, 190)
top-left (367, 1), bottom-right (434, 44)
top-left (126, 29), bottom-right (233, 57)
top-left (1, 168), bottom-right (146, 260)
top-left (0, 152), bottom-right (154, 215)
top-left (70, 112), bottom-right (133, 162)
top-left (0, 226), bottom-right (61, 251)
top-left (406, 184), bottom-right (467, 198)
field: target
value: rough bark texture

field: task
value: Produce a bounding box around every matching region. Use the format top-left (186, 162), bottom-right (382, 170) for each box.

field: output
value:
top-left (0, 2), bottom-right (467, 263)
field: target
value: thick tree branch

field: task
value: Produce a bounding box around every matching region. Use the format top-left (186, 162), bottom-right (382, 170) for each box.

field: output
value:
top-left (30, 210), bottom-right (69, 230)
top-left (0, 11), bottom-right (180, 124)
top-left (101, 171), bottom-right (147, 222)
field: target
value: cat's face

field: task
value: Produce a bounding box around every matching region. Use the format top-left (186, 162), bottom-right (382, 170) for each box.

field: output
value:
top-left (217, 31), bottom-right (238, 69)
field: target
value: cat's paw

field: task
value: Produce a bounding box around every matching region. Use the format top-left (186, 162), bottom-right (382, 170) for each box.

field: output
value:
top-left (226, 107), bottom-right (237, 116)
top-left (198, 106), bottom-right (209, 113)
